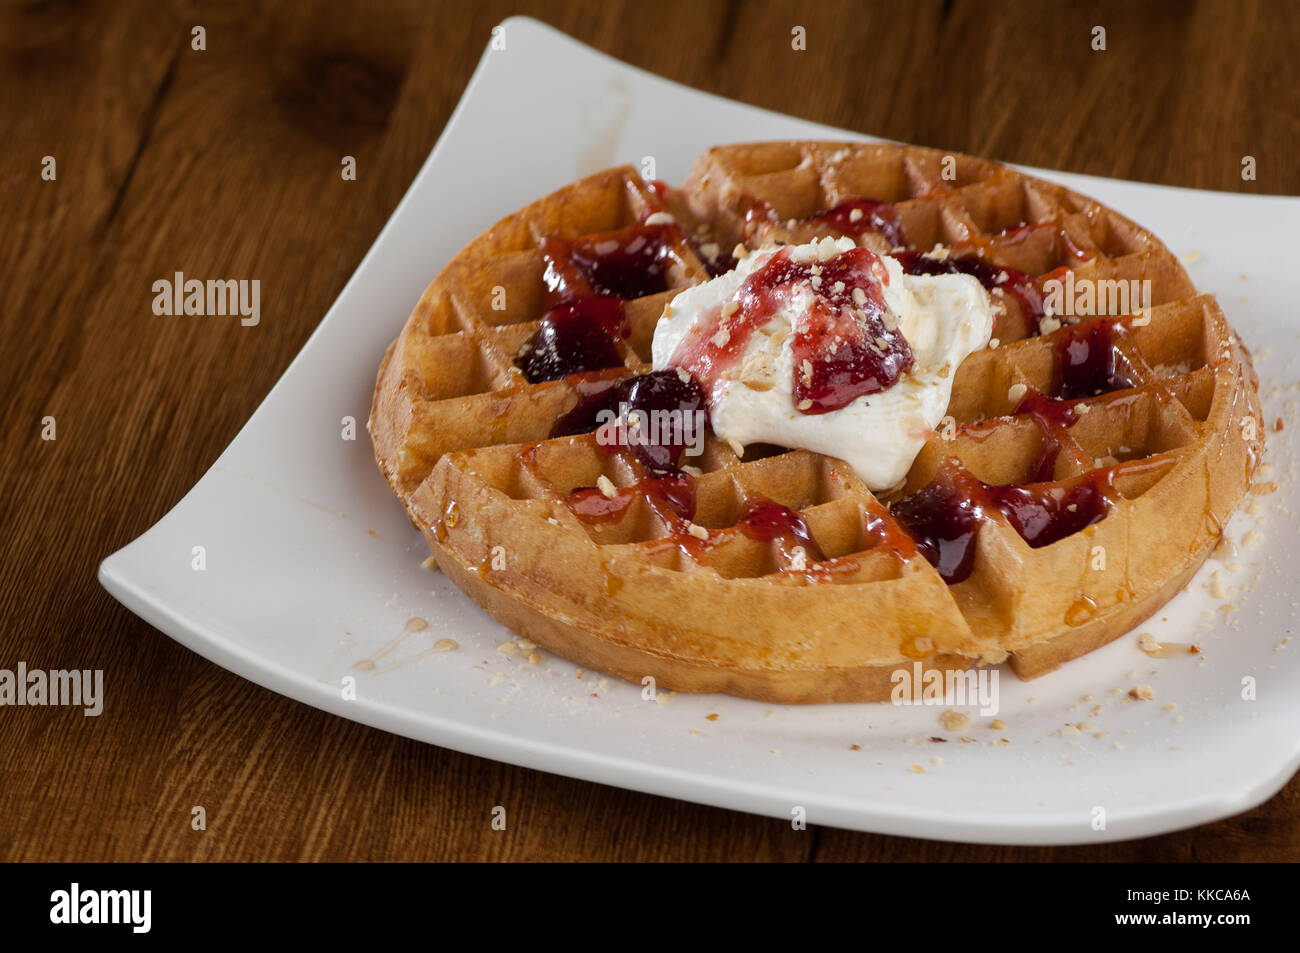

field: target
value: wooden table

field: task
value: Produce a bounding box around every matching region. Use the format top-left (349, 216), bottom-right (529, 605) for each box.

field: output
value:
top-left (3, 0), bottom-right (1296, 862)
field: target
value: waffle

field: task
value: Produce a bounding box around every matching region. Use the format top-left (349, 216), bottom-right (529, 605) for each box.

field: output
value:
top-left (370, 142), bottom-right (1262, 703)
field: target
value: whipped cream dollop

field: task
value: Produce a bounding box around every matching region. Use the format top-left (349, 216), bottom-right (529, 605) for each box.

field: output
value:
top-left (651, 237), bottom-right (994, 490)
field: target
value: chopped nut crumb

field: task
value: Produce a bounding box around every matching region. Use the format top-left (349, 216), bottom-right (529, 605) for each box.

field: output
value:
top-left (940, 710), bottom-right (971, 732)
top-left (1129, 684), bottom-right (1155, 701)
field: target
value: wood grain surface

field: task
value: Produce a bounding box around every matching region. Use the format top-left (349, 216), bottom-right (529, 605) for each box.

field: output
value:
top-left (2, 0), bottom-right (1296, 862)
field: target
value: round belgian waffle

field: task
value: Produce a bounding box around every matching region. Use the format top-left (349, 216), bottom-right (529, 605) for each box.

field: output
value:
top-left (369, 141), bottom-right (1262, 704)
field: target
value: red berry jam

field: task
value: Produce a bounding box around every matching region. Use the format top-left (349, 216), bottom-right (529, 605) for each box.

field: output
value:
top-left (567, 471), bottom-right (696, 523)
top-left (737, 498), bottom-right (826, 564)
top-left (1054, 318), bottom-right (1136, 399)
top-left (983, 475), bottom-right (1113, 549)
top-left (691, 238), bottom-right (738, 277)
top-left (550, 372), bottom-right (628, 438)
top-left (648, 471), bottom-right (697, 522)
top-left (668, 246), bottom-right (914, 416)
top-left (542, 221), bottom-right (682, 302)
top-left (890, 463), bottom-right (987, 584)
top-left (790, 299), bottom-right (912, 414)
top-left (862, 499), bottom-right (919, 558)
top-left (516, 295), bottom-right (627, 383)
top-left (895, 250), bottom-right (1044, 326)
top-left (892, 459), bottom-right (1116, 584)
top-left (551, 370), bottom-right (708, 476)
top-left (643, 179), bottom-right (671, 205)
top-left (741, 199), bottom-right (777, 244)
top-left (805, 198), bottom-right (904, 247)
top-left (567, 484), bottom-right (634, 522)
top-left (1013, 387), bottom-right (1078, 482)
top-left (620, 370), bottom-right (708, 474)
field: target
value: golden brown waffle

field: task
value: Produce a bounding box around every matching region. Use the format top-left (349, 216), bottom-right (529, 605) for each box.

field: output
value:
top-left (370, 142), bottom-right (1262, 703)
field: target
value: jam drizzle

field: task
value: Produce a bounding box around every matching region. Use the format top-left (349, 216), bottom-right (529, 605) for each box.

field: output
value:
top-left (669, 245), bottom-right (914, 415)
top-left (1014, 387), bottom-right (1077, 482)
top-left (566, 473), bottom-right (923, 577)
top-left (736, 498), bottom-right (826, 565)
top-left (895, 249), bottom-right (1045, 327)
top-left (896, 317), bottom-right (1138, 582)
top-left (984, 472), bottom-right (1114, 550)
top-left (691, 239), bottom-right (738, 277)
top-left (890, 463), bottom-right (987, 584)
top-left (1054, 317), bottom-right (1136, 399)
top-left (568, 471), bottom-right (696, 524)
top-left (619, 371), bottom-right (709, 474)
top-left (892, 458), bottom-right (1117, 584)
top-left (642, 179), bottom-right (671, 206)
top-left (550, 369), bottom-right (708, 476)
top-left (541, 221), bottom-right (683, 302)
top-left (744, 196), bottom-right (904, 248)
top-left (804, 198), bottom-right (904, 248)
top-left (1007, 317), bottom-right (1140, 481)
top-left (516, 295), bottom-right (628, 383)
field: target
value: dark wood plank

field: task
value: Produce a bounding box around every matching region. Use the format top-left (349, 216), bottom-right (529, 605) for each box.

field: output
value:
top-left (0, 0), bottom-right (1294, 862)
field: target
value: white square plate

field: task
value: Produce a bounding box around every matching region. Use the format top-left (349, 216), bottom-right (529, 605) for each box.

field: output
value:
top-left (100, 17), bottom-right (1300, 845)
